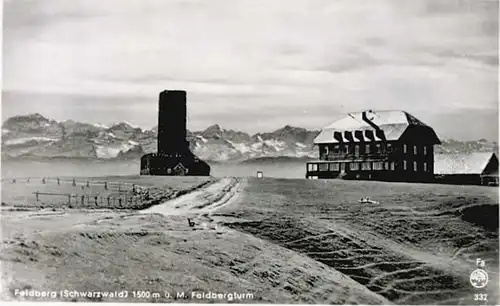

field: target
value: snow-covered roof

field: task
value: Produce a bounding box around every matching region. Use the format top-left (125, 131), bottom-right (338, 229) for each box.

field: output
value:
top-left (314, 110), bottom-right (433, 144)
top-left (434, 152), bottom-right (498, 175)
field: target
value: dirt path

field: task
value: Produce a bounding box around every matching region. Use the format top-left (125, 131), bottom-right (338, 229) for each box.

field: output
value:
top-left (140, 177), bottom-right (245, 231)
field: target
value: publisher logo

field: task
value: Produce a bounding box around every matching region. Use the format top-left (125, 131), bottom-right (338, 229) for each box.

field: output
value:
top-left (470, 269), bottom-right (488, 289)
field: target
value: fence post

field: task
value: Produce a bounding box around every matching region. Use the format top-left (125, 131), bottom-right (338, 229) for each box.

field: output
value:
top-left (35, 191), bottom-right (39, 202)
top-left (42, 177), bottom-right (46, 184)
top-left (27, 177), bottom-right (30, 183)
top-left (12, 178), bottom-right (16, 184)
top-left (57, 177), bottom-right (60, 185)
top-left (104, 181), bottom-right (108, 190)
top-left (118, 198), bottom-right (122, 207)
top-left (94, 196), bottom-right (98, 206)
top-left (72, 178), bottom-right (76, 186)
top-left (86, 180), bottom-right (90, 188)
top-left (81, 195), bottom-right (85, 205)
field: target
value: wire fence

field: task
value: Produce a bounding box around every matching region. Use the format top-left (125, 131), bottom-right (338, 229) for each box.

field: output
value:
top-left (1, 176), bottom-right (154, 209)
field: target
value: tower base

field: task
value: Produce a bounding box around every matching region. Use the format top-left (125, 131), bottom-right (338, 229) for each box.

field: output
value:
top-left (140, 153), bottom-right (210, 176)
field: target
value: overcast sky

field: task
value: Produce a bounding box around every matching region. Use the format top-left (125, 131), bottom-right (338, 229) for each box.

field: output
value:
top-left (2, 0), bottom-right (498, 140)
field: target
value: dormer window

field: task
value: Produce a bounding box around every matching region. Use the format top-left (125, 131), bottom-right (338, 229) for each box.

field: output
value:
top-left (423, 146), bottom-right (427, 155)
top-left (413, 145), bottom-right (417, 155)
top-left (403, 144), bottom-right (407, 154)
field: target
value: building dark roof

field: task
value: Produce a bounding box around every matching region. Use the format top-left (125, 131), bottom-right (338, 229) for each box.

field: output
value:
top-left (434, 152), bottom-right (498, 175)
top-left (314, 110), bottom-right (436, 144)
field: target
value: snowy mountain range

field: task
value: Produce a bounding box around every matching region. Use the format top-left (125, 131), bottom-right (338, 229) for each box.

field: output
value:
top-left (1, 113), bottom-right (497, 162)
top-left (1, 113), bottom-right (319, 162)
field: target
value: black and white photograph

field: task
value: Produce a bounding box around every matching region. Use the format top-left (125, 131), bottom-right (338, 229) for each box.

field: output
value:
top-left (1, 0), bottom-right (499, 304)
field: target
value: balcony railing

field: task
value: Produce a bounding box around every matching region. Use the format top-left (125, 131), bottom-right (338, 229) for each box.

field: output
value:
top-left (321, 152), bottom-right (390, 160)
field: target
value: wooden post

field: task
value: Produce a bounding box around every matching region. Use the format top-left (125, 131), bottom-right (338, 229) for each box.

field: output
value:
top-left (42, 177), bottom-right (46, 184)
top-left (35, 191), bottom-right (39, 202)
top-left (94, 196), bottom-right (98, 206)
top-left (81, 195), bottom-right (85, 205)
top-left (86, 180), bottom-right (90, 188)
top-left (104, 181), bottom-right (108, 190)
top-left (72, 178), bottom-right (76, 186)
top-left (57, 177), bottom-right (60, 185)
top-left (107, 196), bottom-right (111, 206)
top-left (118, 198), bottom-right (122, 207)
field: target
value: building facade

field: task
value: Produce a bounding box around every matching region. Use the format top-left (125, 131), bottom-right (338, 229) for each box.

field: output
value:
top-left (434, 152), bottom-right (499, 186)
top-left (306, 110), bottom-right (441, 182)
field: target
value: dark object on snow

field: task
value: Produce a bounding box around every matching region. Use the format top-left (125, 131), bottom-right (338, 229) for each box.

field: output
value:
top-left (187, 218), bottom-right (195, 227)
top-left (140, 90), bottom-right (210, 176)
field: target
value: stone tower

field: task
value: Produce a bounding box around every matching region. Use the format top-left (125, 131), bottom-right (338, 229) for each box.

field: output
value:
top-left (140, 90), bottom-right (210, 176)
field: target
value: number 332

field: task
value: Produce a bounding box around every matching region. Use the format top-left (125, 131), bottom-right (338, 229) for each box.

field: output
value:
top-left (474, 293), bottom-right (487, 301)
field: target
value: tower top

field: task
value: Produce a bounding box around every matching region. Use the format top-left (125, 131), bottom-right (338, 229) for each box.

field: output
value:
top-left (160, 89), bottom-right (186, 95)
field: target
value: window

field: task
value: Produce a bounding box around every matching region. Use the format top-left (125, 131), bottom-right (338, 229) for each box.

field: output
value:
top-left (390, 162), bottom-right (395, 171)
top-left (373, 162), bottom-right (384, 170)
top-left (403, 144), bottom-right (407, 153)
top-left (414, 145), bottom-right (417, 155)
top-left (413, 161), bottom-right (417, 172)
top-left (376, 144), bottom-right (381, 153)
top-left (345, 145), bottom-right (349, 154)
top-left (384, 161), bottom-right (389, 170)
top-left (355, 145), bottom-right (360, 156)
top-left (365, 144), bottom-right (371, 154)
top-left (361, 162), bottom-right (371, 170)
top-left (350, 163), bottom-right (360, 170)
top-left (325, 146), bottom-right (329, 155)
top-left (309, 164), bottom-right (318, 172)
top-left (334, 145), bottom-right (340, 153)
top-left (319, 163), bottom-right (329, 171)
top-left (423, 162), bottom-right (427, 172)
top-left (403, 160), bottom-right (407, 170)
top-left (387, 143), bottom-right (392, 152)
top-left (308, 164), bottom-right (312, 171)
top-left (423, 146), bottom-right (427, 155)
top-left (330, 163), bottom-right (340, 171)
top-left (340, 163), bottom-right (346, 172)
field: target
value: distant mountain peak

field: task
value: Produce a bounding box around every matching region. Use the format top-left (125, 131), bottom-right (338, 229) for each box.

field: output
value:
top-left (7, 113), bottom-right (49, 122)
top-left (200, 124), bottom-right (226, 138)
top-left (204, 124), bottom-right (224, 132)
